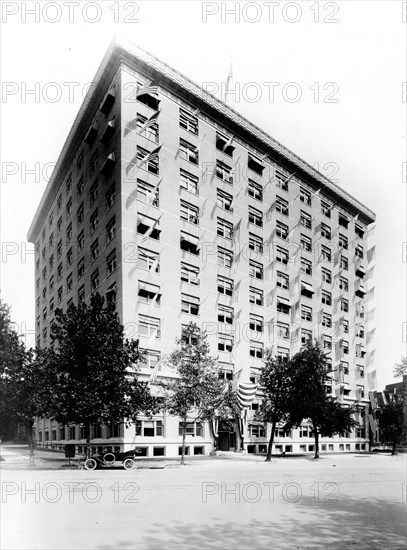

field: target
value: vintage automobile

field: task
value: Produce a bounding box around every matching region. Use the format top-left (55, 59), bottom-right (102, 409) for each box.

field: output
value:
top-left (83, 448), bottom-right (142, 470)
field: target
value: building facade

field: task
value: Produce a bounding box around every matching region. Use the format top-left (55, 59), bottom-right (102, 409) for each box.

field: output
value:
top-left (27, 38), bottom-right (376, 457)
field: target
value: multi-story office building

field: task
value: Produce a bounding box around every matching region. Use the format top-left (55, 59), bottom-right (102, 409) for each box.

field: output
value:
top-left (28, 37), bottom-right (376, 457)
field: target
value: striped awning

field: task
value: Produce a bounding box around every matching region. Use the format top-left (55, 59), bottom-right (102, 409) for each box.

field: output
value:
top-left (237, 383), bottom-right (258, 411)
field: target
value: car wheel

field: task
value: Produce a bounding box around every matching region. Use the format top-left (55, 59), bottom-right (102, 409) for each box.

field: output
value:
top-left (103, 453), bottom-right (116, 465)
top-left (84, 458), bottom-right (98, 470)
top-left (123, 458), bottom-right (135, 470)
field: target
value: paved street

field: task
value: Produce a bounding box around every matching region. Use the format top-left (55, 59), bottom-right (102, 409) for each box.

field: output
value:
top-left (1, 448), bottom-right (406, 549)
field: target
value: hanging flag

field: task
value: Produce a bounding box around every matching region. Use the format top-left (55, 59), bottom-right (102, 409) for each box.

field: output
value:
top-left (368, 414), bottom-right (377, 433)
top-left (366, 328), bottom-right (376, 345)
top-left (225, 134), bottom-right (234, 148)
top-left (366, 349), bottom-right (376, 367)
top-left (142, 214), bottom-right (162, 241)
top-left (311, 189), bottom-right (321, 198)
top-left (137, 80), bottom-right (159, 98)
top-left (138, 145), bottom-right (162, 168)
top-left (367, 245), bottom-right (376, 264)
top-left (138, 109), bottom-right (161, 134)
top-left (366, 222), bottom-right (376, 239)
top-left (192, 108), bottom-right (200, 116)
top-left (149, 356), bottom-right (163, 384)
top-left (237, 383), bottom-right (258, 411)
top-left (147, 178), bottom-right (162, 205)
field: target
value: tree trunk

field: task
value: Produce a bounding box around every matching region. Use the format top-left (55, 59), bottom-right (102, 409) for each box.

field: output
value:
top-left (313, 423), bottom-right (320, 459)
top-left (86, 422), bottom-right (92, 458)
top-left (26, 418), bottom-right (35, 467)
top-left (266, 421), bottom-right (277, 461)
top-left (391, 438), bottom-right (397, 456)
top-left (181, 416), bottom-right (187, 466)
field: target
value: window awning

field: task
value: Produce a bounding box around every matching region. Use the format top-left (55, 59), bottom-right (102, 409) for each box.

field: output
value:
top-left (277, 296), bottom-right (291, 307)
top-left (356, 262), bottom-right (366, 275)
top-left (180, 232), bottom-right (199, 246)
top-left (301, 281), bottom-right (315, 294)
top-left (138, 214), bottom-right (158, 228)
top-left (139, 282), bottom-right (160, 293)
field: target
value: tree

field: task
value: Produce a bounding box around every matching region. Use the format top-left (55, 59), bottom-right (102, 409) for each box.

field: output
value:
top-left (256, 351), bottom-right (292, 461)
top-left (393, 357), bottom-right (407, 378)
top-left (0, 300), bottom-right (39, 444)
top-left (286, 341), bottom-right (356, 459)
top-left (374, 396), bottom-right (405, 455)
top-left (160, 323), bottom-right (230, 465)
top-left (34, 294), bottom-right (156, 455)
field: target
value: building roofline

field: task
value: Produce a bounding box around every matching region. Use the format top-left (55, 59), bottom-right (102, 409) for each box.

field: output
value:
top-left (27, 36), bottom-right (375, 242)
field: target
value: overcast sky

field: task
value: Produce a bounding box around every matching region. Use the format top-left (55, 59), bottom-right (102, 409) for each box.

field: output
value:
top-left (1, 1), bottom-right (405, 388)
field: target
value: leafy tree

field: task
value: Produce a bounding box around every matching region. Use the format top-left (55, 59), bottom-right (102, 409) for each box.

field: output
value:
top-left (393, 357), bottom-right (407, 378)
top-left (286, 341), bottom-right (357, 459)
top-left (256, 351), bottom-right (292, 461)
top-left (34, 294), bottom-right (156, 455)
top-left (160, 323), bottom-right (231, 465)
top-left (374, 396), bottom-right (405, 455)
top-left (0, 300), bottom-right (39, 444)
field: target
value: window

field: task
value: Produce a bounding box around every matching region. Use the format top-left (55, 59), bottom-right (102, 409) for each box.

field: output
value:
top-left (301, 305), bottom-right (312, 322)
top-left (277, 322), bottom-right (289, 340)
top-left (216, 133), bottom-right (235, 156)
top-left (217, 275), bottom-right (233, 296)
top-left (218, 247), bottom-right (233, 268)
top-left (356, 325), bottom-right (365, 338)
top-left (300, 211), bottom-right (312, 229)
top-left (91, 269), bottom-right (100, 292)
top-left (49, 275), bottom-right (54, 291)
top-left (343, 319), bottom-right (349, 334)
top-left (249, 287), bottom-right (263, 306)
top-left (181, 201), bottom-right (199, 225)
top-left (76, 149), bottom-right (84, 171)
top-left (180, 169), bottom-right (199, 195)
top-left (249, 260), bottom-right (263, 280)
top-left (138, 315), bottom-right (161, 339)
top-left (106, 283), bottom-right (117, 306)
top-left (320, 200), bottom-right (331, 218)
top-left (322, 313), bottom-right (332, 328)
top-left (321, 245), bottom-right (332, 263)
top-left (181, 262), bottom-right (199, 285)
top-left (248, 179), bottom-right (263, 201)
top-left (77, 177), bottom-right (85, 197)
top-left (178, 422), bottom-right (203, 437)
top-left (218, 304), bottom-right (234, 324)
top-left (137, 145), bottom-right (159, 175)
top-left (301, 329), bottom-right (312, 345)
top-left (248, 154), bottom-right (264, 176)
top-left (138, 248), bottom-right (159, 272)
top-left (218, 333), bottom-right (234, 352)
top-left (106, 250), bottom-right (117, 276)
top-left (341, 298), bottom-right (349, 313)
top-left (275, 169), bottom-right (289, 191)
top-left (355, 245), bottom-right (364, 259)
top-left (78, 285), bottom-right (85, 303)
top-left (57, 263), bottom-right (63, 281)
top-left (216, 160), bottom-right (233, 184)
top-left (139, 349), bottom-right (161, 370)
top-left (321, 223), bottom-right (331, 239)
top-left (66, 174), bottom-right (72, 194)
top-left (301, 281), bottom-right (314, 298)
top-left (300, 258), bottom-right (312, 275)
top-left (300, 234), bottom-right (312, 252)
top-left (277, 271), bottom-right (289, 290)
top-left (57, 240), bottom-right (62, 259)
top-left (57, 286), bottom-right (63, 303)
top-left (276, 221), bottom-right (289, 240)
top-left (180, 232), bottom-right (199, 255)
top-left (57, 194), bottom-right (62, 212)
top-left (137, 214), bottom-right (161, 240)
top-left (249, 314), bottom-right (263, 334)
top-left (342, 340), bottom-right (349, 355)
top-left (322, 290), bottom-right (332, 306)
top-left (106, 216), bottom-right (116, 243)
top-left (77, 203), bottom-right (84, 224)
top-left (90, 239), bottom-right (99, 263)
top-left (90, 209), bottom-right (98, 233)
top-left (179, 108), bottom-right (198, 135)
top-left (66, 273), bottom-right (73, 292)
top-left (339, 234), bottom-right (348, 250)
top-left (49, 232), bottom-right (54, 247)
top-left (138, 282), bottom-right (161, 305)
top-left (321, 268), bottom-right (332, 284)
top-left (42, 266), bottom-right (47, 281)
top-left (90, 181), bottom-right (98, 205)
top-left (137, 420), bottom-right (164, 437)
top-left (66, 198), bottom-right (72, 217)
top-left (137, 113), bottom-right (159, 143)
top-left (355, 224), bottom-right (365, 239)
top-left (249, 341), bottom-right (264, 359)
top-left (339, 277), bottom-right (349, 291)
top-left (67, 248), bottom-right (73, 267)
top-left (276, 196), bottom-right (289, 216)
top-left (106, 184), bottom-right (116, 211)
top-left (249, 233), bottom-right (263, 254)
top-left (181, 293), bottom-right (200, 316)
top-left (248, 206), bottom-right (263, 228)
top-left (217, 218), bottom-right (233, 239)
top-left (57, 217), bottom-right (62, 235)
top-left (338, 213), bottom-right (349, 229)
top-left (137, 179), bottom-right (159, 207)
top-left (137, 83), bottom-right (159, 110)
top-left (217, 188), bottom-right (233, 211)
top-left (276, 246), bottom-right (289, 265)
top-left (300, 187), bottom-right (311, 206)
top-left (179, 138), bottom-right (198, 165)
top-left (249, 424), bottom-right (265, 438)
top-left (340, 256), bottom-right (348, 271)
